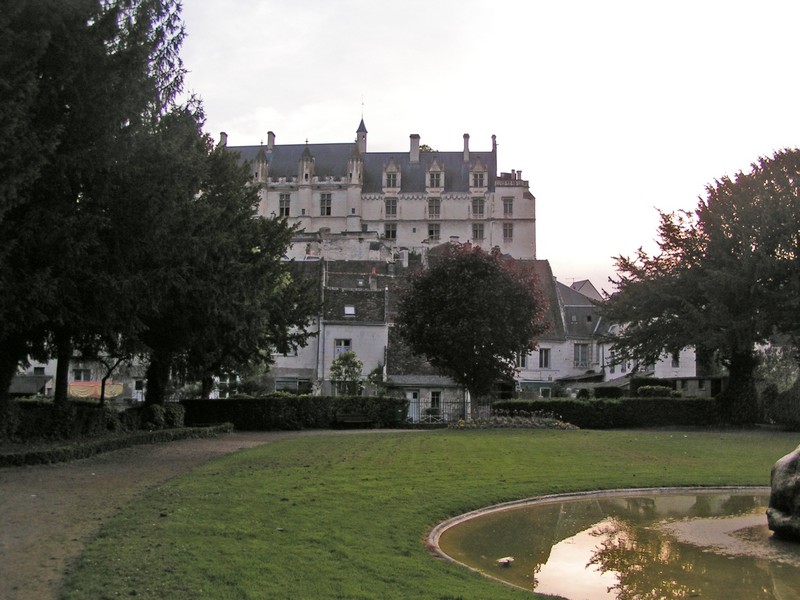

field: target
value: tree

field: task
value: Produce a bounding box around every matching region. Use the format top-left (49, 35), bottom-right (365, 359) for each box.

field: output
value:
top-left (0, 0), bottom-right (185, 402)
top-left (395, 244), bottom-right (547, 399)
top-left (330, 352), bottom-right (364, 396)
top-left (601, 149), bottom-right (800, 423)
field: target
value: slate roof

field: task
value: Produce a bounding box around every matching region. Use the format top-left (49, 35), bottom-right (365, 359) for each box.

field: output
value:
top-left (226, 142), bottom-right (497, 194)
top-left (9, 374), bottom-right (51, 396)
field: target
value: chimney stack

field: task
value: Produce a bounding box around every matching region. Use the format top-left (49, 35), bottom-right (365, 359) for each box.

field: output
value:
top-left (267, 131), bottom-right (275, 151)
top-left (463, 133), bottom-right (470, 162)
top-left (218, 132), bottom-right (228, 148)
top-left (410, 134), bottom-right (420, 163)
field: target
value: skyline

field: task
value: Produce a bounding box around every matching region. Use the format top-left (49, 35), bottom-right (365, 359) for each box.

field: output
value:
top-left (180, 0), bottom-right (800, 291)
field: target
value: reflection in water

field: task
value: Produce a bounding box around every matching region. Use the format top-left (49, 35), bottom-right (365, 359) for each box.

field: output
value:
top-left (437, 491), bottom-right (800, 600)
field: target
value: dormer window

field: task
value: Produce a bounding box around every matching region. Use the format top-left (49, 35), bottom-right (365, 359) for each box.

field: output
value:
top-left (427, 161), bottom-right (444, 191)
top-left (470, 158), bottom-right (487, 192)
top-left (384, 158), bottom-right (400, 191)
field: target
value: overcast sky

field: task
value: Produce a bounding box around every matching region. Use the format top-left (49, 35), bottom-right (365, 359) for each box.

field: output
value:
top-left (180, 0), bottom-right (799, 292)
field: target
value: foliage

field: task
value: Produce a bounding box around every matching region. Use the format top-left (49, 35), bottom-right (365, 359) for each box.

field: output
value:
top-left (756, 345), bottom-right (799, 394)
top-left (593, 387), bottom-right (624, 399)
top-left (493, 398), bottom-right (718, 429)
top-left (0, 423), bottom-right (232, 468)
top-left (396, 243), bottom-right (547, 399)
top-left (329, 351), bottom-right (364, 396)
top-left (637, 385), bottom-right (674, 397)
top-left (0, 0), bottom-right (186, 402)
top-left (180, 395), bottom-right (408, 430)
top-left (768, 380), bottom-right (800, 429)
top-left (60, 430), bottom-right (799, 599)
top-left (450, 409), bottom-right (577, 430)
top-left (602, 149), bottom-right (800, 424)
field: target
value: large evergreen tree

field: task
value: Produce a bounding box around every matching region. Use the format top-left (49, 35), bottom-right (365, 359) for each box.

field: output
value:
top-left (602, 149), bottom-right (800, 423)
top-left (395, 244), bottom-right (547, 399)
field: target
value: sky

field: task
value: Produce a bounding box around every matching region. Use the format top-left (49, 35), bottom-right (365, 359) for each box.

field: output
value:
top-left (180, 0), bottom-right (800, 293)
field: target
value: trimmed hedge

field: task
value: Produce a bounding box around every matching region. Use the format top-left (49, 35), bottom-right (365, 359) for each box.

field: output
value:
top-left (0, 423), bottom-right (233, 468)
top-left (181, 394), bottom-right (408, 430)
top-left (493, 397), bottom-right (718, 429)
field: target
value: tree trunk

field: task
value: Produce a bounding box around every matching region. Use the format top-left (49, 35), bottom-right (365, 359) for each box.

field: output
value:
top-left (53, 332), bottom-right (72, 405)
top-left (0, 341), bottom-right (22, 402)
top-left (201, 374), bottom-right (214, 399)
top-left (144, 349), bottom-right (172, 406)
top-left (718, 350), bottom-right (760, 424)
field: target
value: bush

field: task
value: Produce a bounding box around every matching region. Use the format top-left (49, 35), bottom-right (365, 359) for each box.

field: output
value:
top-left (141, 404), bottom-right (166, 430)
top-left (594, 387), bottom-right (624, 399)
top-left (637, 385), bottom-right (673, 397)
top-left (630, 377), bottom-right (674, 396)
top-left (493, 397), bottom-right (718, 429)
top-left (164, 403), bottom-right (185, 428)
top-left (181, 395), bottom-right (408, 431)
top-left (769, 381), bottom-right (800, 429)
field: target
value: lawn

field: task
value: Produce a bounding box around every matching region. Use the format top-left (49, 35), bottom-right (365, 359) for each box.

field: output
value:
top-left (61, 429), bottom-right (799, 599)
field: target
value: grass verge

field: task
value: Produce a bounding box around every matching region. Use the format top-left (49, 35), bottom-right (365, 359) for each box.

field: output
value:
top-left (61, 429), bottom-right (798, 599)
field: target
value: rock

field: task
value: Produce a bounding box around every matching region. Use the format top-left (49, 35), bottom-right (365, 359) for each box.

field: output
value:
top-left (767, 444), bottom-right (800, 540)
top-left (496, 556), bottom-right (514, 567)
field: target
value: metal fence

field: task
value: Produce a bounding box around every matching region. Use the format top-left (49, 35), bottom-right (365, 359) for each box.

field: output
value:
top-left (404, 397), bottom-right (494, 424)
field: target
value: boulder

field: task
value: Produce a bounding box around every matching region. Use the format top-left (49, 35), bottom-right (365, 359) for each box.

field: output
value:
top-left (767, 444), bottom-right (800, 540)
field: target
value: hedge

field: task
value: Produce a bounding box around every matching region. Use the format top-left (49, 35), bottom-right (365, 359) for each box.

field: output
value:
top-left (493, 397), bottom-right (718, 429)
top-left (181, 394), bottom-right (409, 430)
top-left (0, 423), bottom-right (233, 468)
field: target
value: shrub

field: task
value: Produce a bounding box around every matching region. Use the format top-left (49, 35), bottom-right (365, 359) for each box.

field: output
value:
top-left (181, 395), bottom-right (408, 430)
top-left (594, 387), bottom-right (624, 399)
top-left (493, 397), bottom-right (718, 429)
top-left (637, 385), bottom-right (673, 397)
top-left (769, 381), bottom-right (800, 429)
top-left (141, 404), bottom-right (166, 430)
top-left (164, 403), bottom-right (186, 428)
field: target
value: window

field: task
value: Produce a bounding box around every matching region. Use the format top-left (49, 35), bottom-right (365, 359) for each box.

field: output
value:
top-left (503, 222), bottom-right (513, 242)
top-left (72, 369), bottom-right (91, 381)
top-left (472, 172), bottom-right (485, 188)
top-left (344, 305), bottom-right (355, 317)
top-left (539, 348), bottom-right (551, 369)
top-left (471, 197), bottom-right (484, 218)
top-left (540, 387), bottom-right (551, 399)
top-left (430, 391), bottom-right (441, 409)
top-left (428, 197), bottom-right (440, 219)
top-left (608, 350), bottom-right (616, 374)
top-left (574, 343), bottom-right (589, 368)
top-left (385, 197), bottom-right (397, 218)
top-left (33, 366), bottom-right (45, 375)
top-left (217, 373), bottom-right (238, 399)
top-left (503, 197), bottom-right (514, 216)
top-left (320, 193), bottom-right (332, 216)
top-left (385, 172), bottom-right (397, 188)
top-left (671, 353), bottom-right (680, 368)
top-left (428, 223), bottom-right (440, 240)
top-left (334, 339), bottom-right (351, 357)
top-left (279, 193), bottom-right (290, 217)
top-left (429, 172), bottom-right (441, 188)
top-left (384, 223), bottom-right (397, 240)
top-left (472, 223), bottom-right (484, 241)
top-left (516, 352), bottom-right (528, 369)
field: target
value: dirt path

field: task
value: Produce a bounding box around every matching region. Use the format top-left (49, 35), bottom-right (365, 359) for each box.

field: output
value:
top-left (0, 430), bottom-right (388, 600)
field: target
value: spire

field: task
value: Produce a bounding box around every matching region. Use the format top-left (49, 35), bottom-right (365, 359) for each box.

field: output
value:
top-left (357, 119), bottom-right (367, 154)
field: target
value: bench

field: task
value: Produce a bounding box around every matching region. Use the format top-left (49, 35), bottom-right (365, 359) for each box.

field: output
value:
top-left (334, 413), bottom-right (375, 428)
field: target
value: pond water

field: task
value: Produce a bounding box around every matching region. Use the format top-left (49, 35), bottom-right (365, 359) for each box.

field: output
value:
top-left (435, 488), bottom-right (800, 599)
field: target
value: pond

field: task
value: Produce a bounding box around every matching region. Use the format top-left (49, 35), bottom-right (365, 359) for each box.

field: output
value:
top-left (433, 488), bottom-right (800, 599)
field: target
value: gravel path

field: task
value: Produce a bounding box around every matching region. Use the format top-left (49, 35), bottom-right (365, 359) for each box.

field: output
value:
top-left (0, 430), bottom-right (390, 600)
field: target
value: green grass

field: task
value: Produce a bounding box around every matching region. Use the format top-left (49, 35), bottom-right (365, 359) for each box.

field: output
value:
top-left (61, 429), bottom-right (798, 599)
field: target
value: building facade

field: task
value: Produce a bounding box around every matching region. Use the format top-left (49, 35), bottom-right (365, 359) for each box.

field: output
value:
top-left (224, 121), bottom-right (536, 260)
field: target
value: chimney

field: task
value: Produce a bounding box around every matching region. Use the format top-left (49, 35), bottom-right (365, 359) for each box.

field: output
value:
top-left (218, 132), bottom-right (228, 148)
top-left (491, 134), bottom-right (497, 153)
top-left (267, 131), bottom-right (275, 151)
top-left (463, 133), bottom-right (470, 162)
top-left (410, 134), bottom-right (420, 163)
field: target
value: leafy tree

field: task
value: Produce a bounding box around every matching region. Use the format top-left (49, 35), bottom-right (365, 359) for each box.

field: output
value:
top-left (0, 0), bottom-right (185, 402)
top-left (330, 352), bottom-right (364, 396)
top-left (395, 243), bottom-right (547, 399)
top-left (602, 149), bottom-right (800, 423)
